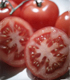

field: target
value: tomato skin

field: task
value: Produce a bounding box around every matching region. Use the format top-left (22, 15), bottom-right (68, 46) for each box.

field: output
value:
top-left (24, 27), bottom-right (69, 80)
top-left (55, 11), bottom-right (70, 38)
top-left (20, 0), bottom-right (59, 31)
top-left (12, 0), bottom-right (24, 4)
top-left (0, 0), bottom-right (20, 21)
top-left (0, 17), bottom-right (33, 67)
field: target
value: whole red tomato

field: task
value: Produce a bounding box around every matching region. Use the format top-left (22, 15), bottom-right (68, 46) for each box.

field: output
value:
top-left (55, 11), bottom-right (70, 38)
top-left (20, 0), bottom-right (59, 31)
top-left (0, 0), bottom-right (20, 21)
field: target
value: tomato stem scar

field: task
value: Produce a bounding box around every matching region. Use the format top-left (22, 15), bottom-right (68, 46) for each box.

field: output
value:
top-left (35, 0), bottom-right (42, 7)
top-left (0, 0), bottom-right (6, 8)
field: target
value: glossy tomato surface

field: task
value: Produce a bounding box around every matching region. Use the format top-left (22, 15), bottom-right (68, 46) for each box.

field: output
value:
top-left (0, 0), bottom-right (20, 21)
top-left (12, 0), bottom-right (24, 4)
top-left (55, 11), bottom-right (70, 38)
top-left (0, 17), bottom-right (33, 67)
top-left (20, 0), bottom-right (59, 31)
top-left (0, 0), bottom-right (69, 80)
top-left (24, 27), bottom-right (69, 80)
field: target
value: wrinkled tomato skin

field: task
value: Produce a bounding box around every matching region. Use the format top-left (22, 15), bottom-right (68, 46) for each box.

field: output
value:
top-left (0, 0), bottom-right (20, 21)
top-left (20, 0), bottom-right (59, 31)
top-left (55, 11), bottom-right (70, 38)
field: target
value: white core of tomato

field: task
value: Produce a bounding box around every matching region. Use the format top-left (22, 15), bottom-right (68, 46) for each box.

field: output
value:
top-left (6, 20), bottom-right (24, 53)
top-left (35, 40), bottom-right (59, 65)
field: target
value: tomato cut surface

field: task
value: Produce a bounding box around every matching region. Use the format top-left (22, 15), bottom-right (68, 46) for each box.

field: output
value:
top-left (25, 27), bottom-right (69, 80)
top-left (0, 17), bottom-right (33, 67)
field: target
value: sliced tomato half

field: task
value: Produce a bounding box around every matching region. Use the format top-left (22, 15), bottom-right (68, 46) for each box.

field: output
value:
top-left (24, 27), bottom-right (69, 80)
top-left (0, 17), bottom-right (33, 67)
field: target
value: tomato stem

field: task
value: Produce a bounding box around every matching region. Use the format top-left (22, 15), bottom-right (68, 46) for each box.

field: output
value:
top-left (35, 0), bottom-right (42, 7)
top-left (7, 0), bottom-right (14, 9)
top-left (9, 0), bottom-right (29, 15)
top-left (0, 0), bottom-right (6, 8)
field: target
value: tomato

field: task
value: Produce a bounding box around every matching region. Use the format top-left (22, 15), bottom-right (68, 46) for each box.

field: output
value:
top-left (69, 45), bottom-right (70, 70)
top-left (27, 69), bottom-right (43, 80)
top-left (24, 27), bottom-right (69, 80)
top-left (12, 0), bottom-right (24, 4)
top-left (0, 0), bottom-right (20, 21)
top-left (20, 0), bottom-right (59, 31)
top-left (27, 68), bottom-right (69, 80)
top-left (0, 17), bottom-right (33, 67)
top-left (55, 11), bottom-right (70, 38)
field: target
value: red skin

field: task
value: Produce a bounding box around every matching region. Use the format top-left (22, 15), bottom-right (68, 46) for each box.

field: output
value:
top-left (20, 0), bottom-right (59, 31)
top-left (55, 11), bottom-right (70, 38)
top-left (0, 0), bottom-right (20, 21)
top-left (12, 0), bottom-right (24, 4)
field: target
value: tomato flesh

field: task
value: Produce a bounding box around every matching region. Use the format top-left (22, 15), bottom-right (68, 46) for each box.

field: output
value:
top-left (0, 17), bottom-right (33, 67)
top-left (25, 27), bottom-right (69, 80)
top-left (29, 34), bottom-right (67, 73)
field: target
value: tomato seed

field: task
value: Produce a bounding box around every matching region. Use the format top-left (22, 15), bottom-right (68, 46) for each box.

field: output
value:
top-left (20, 38), bottom-right (24, 41)
top-left (22, 54), bottom-right (24, 57)
top-left (37, 64), bottom-right (40, 67)
top-left (46, 59), bottom-right (49, 63)
top-left (6, 39), bottom-right (10, 43)
top-left (36, 62), bottom-right (39, 64)
top-left (18, 27), bottom-right (21, 30)
top-left (6, 28), bottom-right (10, 31)
top-left (8, 50), bottom-right (11, 54)
top-left (56, 54), bottom-right (61, 57)
top-left (3, 31), bottom-right (6, 34)
top-left (52, 41), bottom-right (54, 43)
top-left (55, 49), bottom-right (58, 51)
top-left (31, 52), bottom-right (35, 55)
top-left (46, 67), bottom-right (50, 72)
top-left (53, 63), bottom-right (58, 67)
top-left (60, 58), bottom-right (65, 62)
top-left (15, 25), bottom-right (18, 28)
top-left (32, 56), bottom-right (35, 58)
top-left (2, 46), bottom-right (7, 49)
top-left (1, 35), bottom-right (7, 37)
top-left (33, 61), bottom-right (36, 64)
top-left (59, 44), bottom-right (64, 47)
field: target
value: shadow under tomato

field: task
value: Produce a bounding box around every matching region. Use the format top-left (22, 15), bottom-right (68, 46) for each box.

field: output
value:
top-left (0, 61), bottom-right (25, 80)
top-left (26, 69), bottom-right (69, 80)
